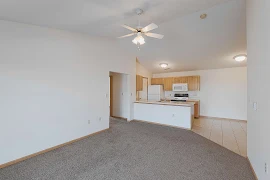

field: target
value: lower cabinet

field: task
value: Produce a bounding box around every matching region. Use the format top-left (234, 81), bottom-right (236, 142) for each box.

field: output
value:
top-left (188, 100), bottom-right (200, 118)
top-left (194, 104), bottom-right (199, 118)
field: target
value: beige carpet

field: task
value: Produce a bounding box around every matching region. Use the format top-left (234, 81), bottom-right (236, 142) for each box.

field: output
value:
top-left (0, 118), bottom-right (255, 180)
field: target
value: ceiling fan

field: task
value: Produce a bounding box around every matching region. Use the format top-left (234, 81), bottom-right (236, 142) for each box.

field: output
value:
top-left (118, 9), bottom-right (164, 46)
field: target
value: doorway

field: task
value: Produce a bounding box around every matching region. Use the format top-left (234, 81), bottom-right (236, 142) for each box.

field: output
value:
top-left (109, 72), bottom-right (128, 120)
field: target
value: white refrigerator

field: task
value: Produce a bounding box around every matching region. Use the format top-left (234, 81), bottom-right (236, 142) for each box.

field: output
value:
top-left (148, 85), bottom-right (164, 101)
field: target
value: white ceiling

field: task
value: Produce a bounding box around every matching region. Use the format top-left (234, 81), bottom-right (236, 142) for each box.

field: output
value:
top-left (0, 0), bottom-right (247, 73)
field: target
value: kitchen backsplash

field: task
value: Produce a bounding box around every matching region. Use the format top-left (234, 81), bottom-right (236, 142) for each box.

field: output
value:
top-left (164, 91), bottom-right (200, 100)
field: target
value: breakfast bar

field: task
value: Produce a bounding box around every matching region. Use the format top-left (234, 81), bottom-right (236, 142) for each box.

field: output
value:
top-left (134, 100), bottom-right (195, 130)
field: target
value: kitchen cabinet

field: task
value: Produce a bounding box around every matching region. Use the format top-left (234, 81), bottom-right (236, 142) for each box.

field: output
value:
top-left (194, 104), bottom-right (199, 118)
top-left (174, 76), bottom-right (188, 84)
top-left (187, 76), bottom-right (200, 91)
top-left (136, 75), bottom-right (143, 91)
top-left (151, 78), bottom-right (164, 85)
top-left (174, 76), bottom-right (200, 91)
top-left (152, 76), bottom-right (200, 91)
top-left (188, 100), bottom-right (200, 118)
top-left (163, 77), bottom-right (174, 91)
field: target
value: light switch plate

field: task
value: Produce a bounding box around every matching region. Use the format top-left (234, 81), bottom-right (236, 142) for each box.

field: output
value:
top-left (253, 102), bottom-right (258, 111)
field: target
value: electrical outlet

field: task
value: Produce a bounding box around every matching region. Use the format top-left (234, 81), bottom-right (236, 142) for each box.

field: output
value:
top-left (88, 120), bottom-right (91, 124)
top-left (265, 163), bottom-right (269, 174)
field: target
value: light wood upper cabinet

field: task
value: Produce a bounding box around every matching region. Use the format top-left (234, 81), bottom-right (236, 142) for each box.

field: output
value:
top-left (151, 78), bottom-right (164, 85)
top-left (163, 77), bottom-right (174, 91)
top-left (151, 76), bottom-right (200, 91)
top-left (187, 76), bottom-right (195, 91)
top-left (187, 76), bottom-right (200, 91)
top-left (174, 77), bottom-right (188, 84)
top-left (196, 76), bottom-right (200, 90)
top-left (136, 75), bottom-right (143, 91)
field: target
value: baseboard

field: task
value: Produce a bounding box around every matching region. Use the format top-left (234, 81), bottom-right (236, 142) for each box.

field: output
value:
top-left (200, 116), bottom-right (247, 122)
top-left (247, 157), bottom-right (258, 180)
top-left (0, 128), bottom-right (109, 169)
top-left (133, 119), bottom-right (191, 130)
top-left (111, 116), bottom-right (127, 121)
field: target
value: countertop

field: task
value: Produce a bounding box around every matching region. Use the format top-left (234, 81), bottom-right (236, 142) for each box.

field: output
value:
top-left (187, 99), bottom-right (200, 102)
top-left (134, 100), bottom-right (195, 107)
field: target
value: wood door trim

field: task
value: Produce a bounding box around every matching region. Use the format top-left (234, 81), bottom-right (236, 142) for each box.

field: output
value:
top-left (110, 76), bottom-right (113, 117)
top-left (111, 116), bottom-right (128, 121)
top-left (142, 77), bottom-right (148, 100)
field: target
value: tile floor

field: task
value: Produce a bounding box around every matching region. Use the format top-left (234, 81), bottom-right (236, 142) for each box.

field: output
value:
top-left (192, 117), bottom-right (247, 157)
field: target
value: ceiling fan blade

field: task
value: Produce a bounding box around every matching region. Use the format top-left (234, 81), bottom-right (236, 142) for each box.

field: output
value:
top-left (144, 33), bottom-right (164, 39)
top-left (118, 33), bottom-right (136, 38)
top-left (121, 24), bottom-right (137, 32)
top-left (141, 23), bottom-right (158, 32)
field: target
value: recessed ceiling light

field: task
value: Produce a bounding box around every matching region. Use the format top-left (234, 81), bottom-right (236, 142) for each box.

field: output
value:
top-left (234, 55), bottom-right (247, 62)
top-left (200, 14), bottom-right (207, 19)
top-left (160, 63), bottom-right (168, 68)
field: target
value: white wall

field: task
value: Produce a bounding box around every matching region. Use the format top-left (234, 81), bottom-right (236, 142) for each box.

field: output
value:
top-left (136, 60), bottom-right (152, 100)
top-left (0, 20), bottom-right (136, 165)
top-left (153, 67), bottom-right (247, 120)
top-left (246, 0), bottom-right (270, 179)
top-left (110, 72), bottom-right (128, 118)
top-left (136, 60), bottom-right (152, 85)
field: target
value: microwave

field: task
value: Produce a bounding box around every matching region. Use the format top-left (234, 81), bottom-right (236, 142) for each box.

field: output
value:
top-left (172, 83), bottom-right (188, 92)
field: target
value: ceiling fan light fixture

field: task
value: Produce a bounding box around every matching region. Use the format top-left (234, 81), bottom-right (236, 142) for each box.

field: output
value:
top-left (132, 38), bottom-right (138, 44)
top-left (132, 35), bottom-right (145, 45)
top-left (139, 39), bottom-right (145, 45)
top-left (160, 63), bottom-right (168, 68)
top-left (138, 36), bottom-right (145, 45)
